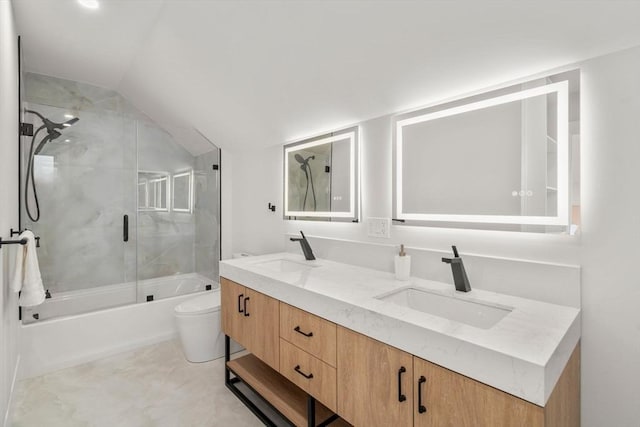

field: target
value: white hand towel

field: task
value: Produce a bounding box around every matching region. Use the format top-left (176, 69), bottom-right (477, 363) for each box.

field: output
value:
top-left (10, 230), bottom-right (45, 307)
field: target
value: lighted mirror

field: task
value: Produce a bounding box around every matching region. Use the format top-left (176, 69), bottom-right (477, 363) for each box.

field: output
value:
top-left (172, 171), bottom-right (193, 213)
top-left (393, 71), bottom-right (580, 233)
top-left (284, 126), bottom-right (359, 221)
top-left (138, 171), bottom-right (170, 211)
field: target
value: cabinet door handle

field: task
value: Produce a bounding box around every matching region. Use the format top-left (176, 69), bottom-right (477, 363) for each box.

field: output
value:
top-left (294, 365), bottom-right (314, 379)
top-left (418, 376), bottom-right (427, 414)
top-left (294, 326), bottom-right (314, 337)
top-left (398, 366), bottom-right (407, 402)
top-left (243, 297), bottom-right (250, 317)
top-left (238, 294), bottom-right (244, 313)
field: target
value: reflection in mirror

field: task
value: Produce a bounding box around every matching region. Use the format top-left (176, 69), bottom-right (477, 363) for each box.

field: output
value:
top-left (173, 171), bottom-right (193, 213)
top-left (138, 171), bottom-right (169, 211)
top-left (393, 71), bottom-right (579, 233)
top-left (284, 126), bottom-right (359, 221)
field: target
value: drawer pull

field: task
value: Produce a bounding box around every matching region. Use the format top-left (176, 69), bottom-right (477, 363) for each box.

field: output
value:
top-left (243, 297), bottom-right (250, 317)
top-left (294, 365), bottom-right (314, 379)
top-left (294, 326), bottom-right (314, 337)
top-left (418, 375), bottom-right (427, 414)
top-left (238, 294), bottom-right (244, 313)
top-left (398, 366), bottom-right (407, 402)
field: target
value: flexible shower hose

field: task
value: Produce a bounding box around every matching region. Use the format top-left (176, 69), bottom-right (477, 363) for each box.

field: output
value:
top-left (24, 125), bottom-right (46, 222)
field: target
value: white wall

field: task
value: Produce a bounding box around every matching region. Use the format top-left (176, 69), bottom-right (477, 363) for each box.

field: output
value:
top-left (0, 1), bottom-right (21, 425)
top-left (231, 45), bottom-right (640, 426)
top-left (230, 145), bottom-right (285, 256)
top-left (578, 46), bottom-right (640, 427)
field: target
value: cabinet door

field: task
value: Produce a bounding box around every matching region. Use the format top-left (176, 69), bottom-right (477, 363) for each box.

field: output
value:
top-left (413, 356), bottom-right (544, 427)
top-left (243, 287), bottom-right (280, 370)
top-left (220, 278), bottom-right (245, 346)
top-left (337, 326), bottom-right (413, 427)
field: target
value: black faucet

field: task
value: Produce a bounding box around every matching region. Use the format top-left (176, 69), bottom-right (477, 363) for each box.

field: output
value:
top-left (441, 245), bottom-right (471, 292)
top-left (290, 231), bottom-right (315, 260)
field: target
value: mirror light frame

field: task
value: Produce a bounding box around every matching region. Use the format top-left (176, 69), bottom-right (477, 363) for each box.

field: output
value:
top-left (394, 80), bottom-right (570, 226)
top-left (284, 126), bottom-right (360, 220)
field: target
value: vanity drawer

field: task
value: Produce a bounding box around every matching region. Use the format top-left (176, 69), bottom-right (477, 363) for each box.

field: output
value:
top-left (280, 302), bottom-right (337, 367)
top-left (280, 338), bottom-right (337, 412)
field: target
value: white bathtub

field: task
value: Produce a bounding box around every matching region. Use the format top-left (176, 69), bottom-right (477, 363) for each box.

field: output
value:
top-left (19, 274), bottom-right (220, 379)
top-left (22, 273), bottom-right (217, 324)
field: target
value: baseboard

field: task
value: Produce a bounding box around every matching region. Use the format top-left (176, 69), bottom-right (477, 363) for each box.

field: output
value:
top-left (3, 354), bottom-right (21, 427)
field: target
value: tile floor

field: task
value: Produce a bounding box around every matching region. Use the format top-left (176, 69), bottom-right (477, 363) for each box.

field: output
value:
top-left (10, 340), bottom-right (265, 427)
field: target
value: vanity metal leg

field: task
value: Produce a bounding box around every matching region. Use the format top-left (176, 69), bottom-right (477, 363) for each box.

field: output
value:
top-left (224, 335), bottom-right (230, 384)
top-left (307, 396), bottom-right (315, 427)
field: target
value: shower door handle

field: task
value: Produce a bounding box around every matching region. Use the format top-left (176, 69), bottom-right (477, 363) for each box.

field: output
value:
top-left (123, 215), bottom-right (129, 242)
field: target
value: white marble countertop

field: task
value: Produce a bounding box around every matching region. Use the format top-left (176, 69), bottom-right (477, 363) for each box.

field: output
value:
top-left (220, 252), bottom-right (580, 406)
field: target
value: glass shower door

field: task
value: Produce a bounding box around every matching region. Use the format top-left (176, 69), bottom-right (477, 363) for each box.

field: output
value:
top-left (136, 123), bottom-right (220, 302)
top-left (20, 82), bottom-right (138, 322)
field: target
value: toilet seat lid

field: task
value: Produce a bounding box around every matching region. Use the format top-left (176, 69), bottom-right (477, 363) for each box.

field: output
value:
top-left (175, 292), bottom-right (220, 315)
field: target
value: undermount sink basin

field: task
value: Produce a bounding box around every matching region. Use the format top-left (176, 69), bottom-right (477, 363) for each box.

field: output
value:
top-left (254, 259), bottom-right (317, 273)
top-left (376, 287), bottom-right (512, 329)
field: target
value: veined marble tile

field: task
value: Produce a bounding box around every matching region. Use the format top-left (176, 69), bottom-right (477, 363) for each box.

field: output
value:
top-left (24, 72), bottom-right (148, 122)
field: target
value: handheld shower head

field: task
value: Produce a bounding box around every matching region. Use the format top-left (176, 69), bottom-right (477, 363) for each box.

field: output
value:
top-left (23, 110), bottom-right (80, 222)
top-left (294, 153), bottom-right (315, 166)
top-left (34, 133), bottom-right (57, 155)
top-left (62, 117), bottom-right (79, 127)
top-left (24, 109), bottom-right (79, 155)
top-left (25, 109), bottom-right (79, 133)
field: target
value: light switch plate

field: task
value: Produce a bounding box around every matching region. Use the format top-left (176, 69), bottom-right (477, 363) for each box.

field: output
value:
top-left (367, 217), bottom-right (391, 238)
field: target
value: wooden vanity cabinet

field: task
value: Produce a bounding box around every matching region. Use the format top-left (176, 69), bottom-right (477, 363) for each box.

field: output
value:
top-left (222, 278), bottom-right (579, 427)
top-left (413, 357), bottom-right (543, 427)
top-left (336, 326), bottom-right (414, 427)
top-left (220, 278), bottom-right (279, 370)
top-left (337, 325), bottom-right (580, 427)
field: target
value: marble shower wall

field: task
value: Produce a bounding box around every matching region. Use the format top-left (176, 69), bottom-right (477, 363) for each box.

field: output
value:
top-left (23, 73), bottom-right (220, 295)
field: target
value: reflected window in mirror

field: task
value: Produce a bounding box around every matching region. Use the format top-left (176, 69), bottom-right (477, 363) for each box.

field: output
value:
top-left (138, 171), bottom-right (169, 211)
top-left (284, 126), bottom-right (360, 221)
top-left (138, 181), bottom-right (148, 209)
top-left (172, 171), bottom-right (193, 213)
top-left (393, 70), bottom-right (579, 233)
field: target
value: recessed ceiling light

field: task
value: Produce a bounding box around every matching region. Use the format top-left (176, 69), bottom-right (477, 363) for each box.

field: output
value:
top-left (78, 0), bottom-right (100, 10)
top-left (64, 113), bottom-right (74, 119)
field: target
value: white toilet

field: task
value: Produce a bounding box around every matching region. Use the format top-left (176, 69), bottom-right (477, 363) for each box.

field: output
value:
top-left (174, 291), bottom-right (225, 363)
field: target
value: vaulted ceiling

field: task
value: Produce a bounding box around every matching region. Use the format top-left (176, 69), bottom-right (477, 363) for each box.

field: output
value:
top-left (13, 0), bottom-right (640, 153)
